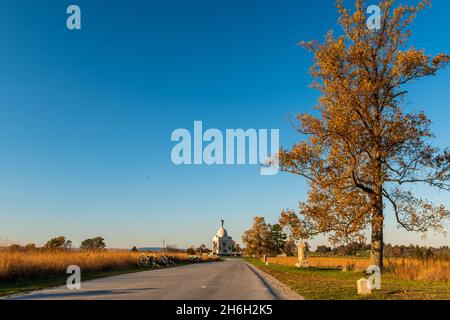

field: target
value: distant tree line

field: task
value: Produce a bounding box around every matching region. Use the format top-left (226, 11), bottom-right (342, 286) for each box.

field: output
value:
top-left (313, 242), bottom-right (450, 259)
top-left (2, 236), bottom-right (106, 252)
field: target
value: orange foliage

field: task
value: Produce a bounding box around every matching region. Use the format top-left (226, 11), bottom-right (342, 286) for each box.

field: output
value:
top-left (278, 0), bottom-right (450, 269)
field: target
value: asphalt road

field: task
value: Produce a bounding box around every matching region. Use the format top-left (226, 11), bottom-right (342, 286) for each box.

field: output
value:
top-left (6, 258), bottom-right (303, 300)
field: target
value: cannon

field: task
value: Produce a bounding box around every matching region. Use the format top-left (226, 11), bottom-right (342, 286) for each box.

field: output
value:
top-left (137, 254), bottom-right (157, 268)
top-left (188, 255), bottom-right (202, 263)
top-left (137, 254), bottom-right (179, 268)
top-left (157, 255), bottom-right (175, 266)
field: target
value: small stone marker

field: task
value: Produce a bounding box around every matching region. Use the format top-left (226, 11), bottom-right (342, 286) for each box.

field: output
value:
top-left (357, 278), bottom-right (372, 295)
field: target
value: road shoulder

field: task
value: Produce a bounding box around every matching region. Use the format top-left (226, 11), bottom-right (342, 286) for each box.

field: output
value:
top-left (244, 260), bottom-right (304, 300)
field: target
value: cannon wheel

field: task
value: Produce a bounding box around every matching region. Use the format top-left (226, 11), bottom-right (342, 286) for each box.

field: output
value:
top-left (137, 254), bottom-right (148, 267)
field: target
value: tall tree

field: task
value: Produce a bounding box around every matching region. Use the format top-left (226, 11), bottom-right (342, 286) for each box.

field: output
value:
top-left (268, 224), bottom-right (288, 255)
top-left (241, 216), bottom-right (271, 257)
top-left (279, 0), bottom-right (450, 270)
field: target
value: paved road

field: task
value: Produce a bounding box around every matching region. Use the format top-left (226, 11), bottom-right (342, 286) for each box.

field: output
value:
top-left (5, 259), bottom-right (303, 300)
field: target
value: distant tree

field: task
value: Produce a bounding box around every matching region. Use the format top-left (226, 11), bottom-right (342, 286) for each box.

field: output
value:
top-left (80, 237), bottom-right (106, 251)
top-left (232, 243), bottom-right (242, 253)
top-left (392, 246), bottom-right (400, 257)
top-left (268, 224), bottom-right (287, 256)
top-left (278, 0), bottom-right (450, 270)
top-left (384, 243), bottom-right (393, 257)
top-left (131, 246), bottom-right (138, 252)
top-left (241, 216), bottom-right (271, 257)
top-left (411, 245), bottom-right (433, 259)
top-left (316, 245), bottom-right (332, 254)
top-left (80, 239), bottom-right (93, 250)
top-left (283, 238), bottom-right (296, 256)
top-left (304, 242), bottom-right (311, 253)
top-left (195, 244), bottom-right (210, 255)
top-left (8, 244), bottom-right (22, 252)
top-left (345, 242), bottom-right (364, 255)
top-left (414, 245), bottom-right (423, 259)
top-left (425, 248), bottom-right (433, 259)
top-left (44, 236), bottom-right (72, 250)
top-left (186, 246), bottom-right (196, 255)
top-left (24, 243), bottom-right (36, 251)
top-left (330, 242), bottom-right (368, 256)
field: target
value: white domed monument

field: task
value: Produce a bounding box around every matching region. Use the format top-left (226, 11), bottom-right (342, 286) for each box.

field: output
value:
top-left (212, 219), bottom-right (233, 256)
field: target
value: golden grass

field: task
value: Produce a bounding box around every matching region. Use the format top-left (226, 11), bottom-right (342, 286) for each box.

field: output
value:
top-left (267, 256), bottom-right (450, 282)
top-left (385, 258), bottom-right (450, 282)
top-left (0, 250), bottom-right (214, 282)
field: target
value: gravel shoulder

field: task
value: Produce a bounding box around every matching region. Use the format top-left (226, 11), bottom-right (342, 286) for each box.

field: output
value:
top-left (244, 260), bottom-right (305, 300)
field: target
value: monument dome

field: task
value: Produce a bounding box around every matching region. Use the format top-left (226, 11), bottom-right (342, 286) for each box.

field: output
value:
top-left (216, 226), bottom-right (228, 238)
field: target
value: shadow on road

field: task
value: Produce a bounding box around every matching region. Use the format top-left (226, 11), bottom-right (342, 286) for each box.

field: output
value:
top-left (8, 287), bottom-right (158, 300)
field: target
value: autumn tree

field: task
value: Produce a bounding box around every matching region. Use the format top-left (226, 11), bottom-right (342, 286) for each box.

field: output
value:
top-left (195, 244), bottom-right (210, 255)
top-left (80, 237), bottom-right (106, 251)
top-left (233, 243), bottom-right (242, 253)
top-left (241, 216), bottom-right (271, 257)
top-left (279, 0), bottom-right (450, 270)
top-left (44, 236), bottom-right (72, 250)
top-left (316, 245), bottom-right (332, 254)
top-left (24, 243), bottom-right (36, 251)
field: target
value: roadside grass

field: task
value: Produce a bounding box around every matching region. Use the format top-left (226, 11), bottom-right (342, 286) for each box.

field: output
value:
top-left (245, 258), bottom-right (450, 300)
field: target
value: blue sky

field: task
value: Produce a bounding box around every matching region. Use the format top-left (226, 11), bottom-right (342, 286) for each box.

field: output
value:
top-left (1, 0), bottom-right (449, 249)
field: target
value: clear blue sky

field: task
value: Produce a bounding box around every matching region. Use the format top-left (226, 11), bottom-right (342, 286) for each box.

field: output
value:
top-left (1, 0), bottom-right (449, 249)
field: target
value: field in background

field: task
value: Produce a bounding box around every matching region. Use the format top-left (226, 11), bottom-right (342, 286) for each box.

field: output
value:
top-left (267, 256), bottom-right (450, 282)
top-left (0, 250), bottom-right (215, 283)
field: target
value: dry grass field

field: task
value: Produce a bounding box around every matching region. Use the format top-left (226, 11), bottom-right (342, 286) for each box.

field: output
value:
top-left (0, 250), bottom-right (214, 283)
top-left (267, 256), bottom-right (450, 282)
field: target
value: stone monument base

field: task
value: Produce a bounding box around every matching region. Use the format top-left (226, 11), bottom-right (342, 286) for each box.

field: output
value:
top-left (295, 260), bottom-right (310, 268)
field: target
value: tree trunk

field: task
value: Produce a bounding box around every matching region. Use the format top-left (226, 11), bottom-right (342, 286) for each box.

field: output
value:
top-left (370, 192), bottom-right (384, 271)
